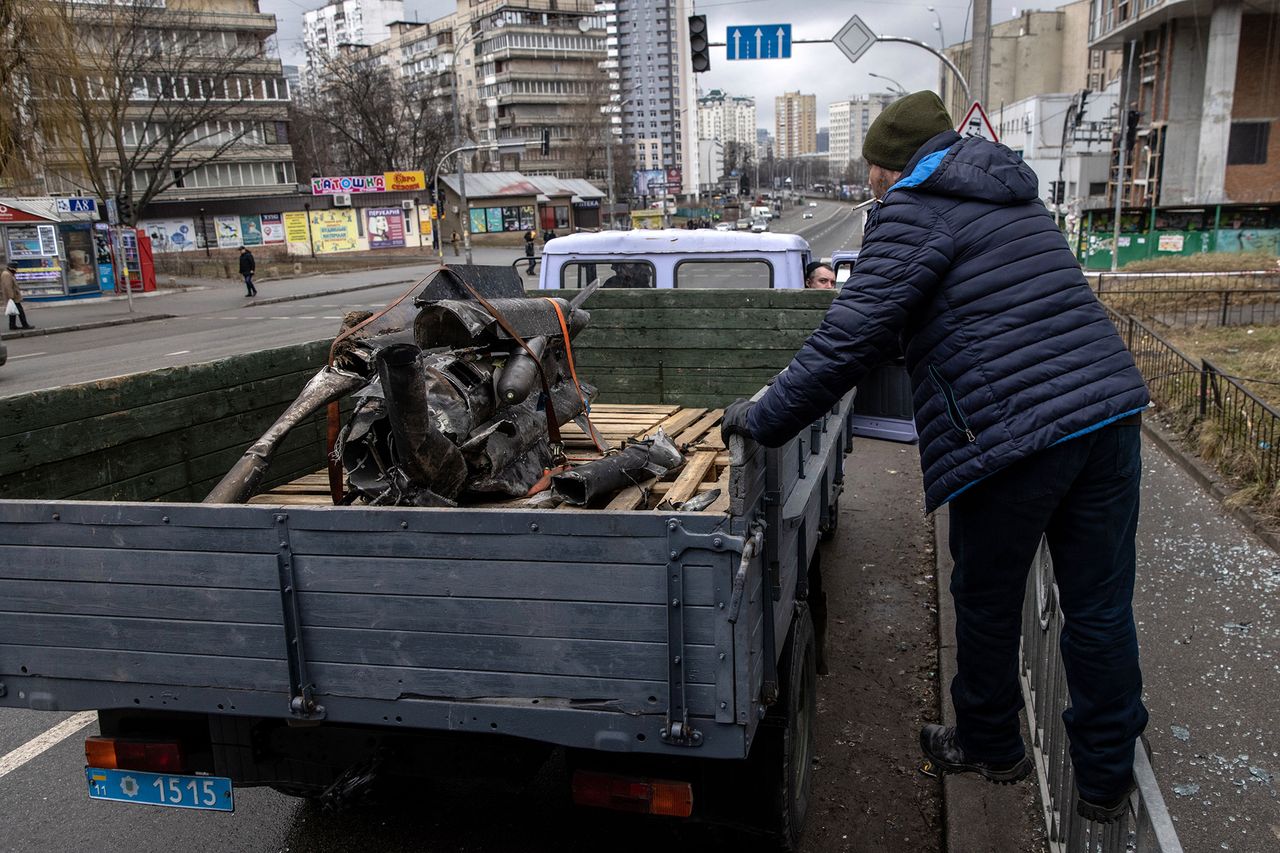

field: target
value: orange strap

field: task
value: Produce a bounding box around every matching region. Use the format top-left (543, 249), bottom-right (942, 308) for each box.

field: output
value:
top-left (544, 297), bottom-right (606, 453)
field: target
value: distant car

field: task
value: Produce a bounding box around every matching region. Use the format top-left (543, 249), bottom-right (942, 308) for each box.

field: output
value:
top-left (802, 212), bottom-right (814, 219)
top-left (750, 219), bottom-right (769, 233)
top-left (714, 221), bottom-right (733, 232)
top-left (808, 202), bottom-right (817, 208)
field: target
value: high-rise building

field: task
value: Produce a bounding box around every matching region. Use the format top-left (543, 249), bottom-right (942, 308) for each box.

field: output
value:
top-left (696, 89), bottom-right (757, 151)
top-left (344, 17), bottom-right (456, 104)
top-left (457, 1), bottom-right (607, 177)
top-left (816, 127), bottom-right (829, 154)
top-left (302, 0), bottom-right (405, 91)
top-left (775, 91), bottom-right (817, 159)
top-left (828, 93), bottom-right (895, 177)
top-left (756, 128), bottom-right (774, 161)
top-left (598, 0), bottom-right (699, 196)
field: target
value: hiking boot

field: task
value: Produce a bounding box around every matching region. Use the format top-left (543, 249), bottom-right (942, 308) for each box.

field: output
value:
top-left (1076, 782), bottom-right (1136, 824)
top-left (919, 724), bottom-right (1032, 784)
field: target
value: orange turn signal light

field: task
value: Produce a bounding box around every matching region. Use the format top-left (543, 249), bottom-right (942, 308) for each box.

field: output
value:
top-left (570, 769), bottom-right (693, 818)
top-left (85, 736), bottom-right (185, 773)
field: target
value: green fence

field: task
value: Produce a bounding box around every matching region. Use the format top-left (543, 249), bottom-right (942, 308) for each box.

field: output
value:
top-left (0, 290), bottom-right (835, 501)
top-left (1076, 204), bottom-right (1280, 270)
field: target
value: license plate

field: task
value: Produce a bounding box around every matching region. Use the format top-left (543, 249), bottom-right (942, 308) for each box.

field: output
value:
top-left (85, 767), bottom-right (234, 812)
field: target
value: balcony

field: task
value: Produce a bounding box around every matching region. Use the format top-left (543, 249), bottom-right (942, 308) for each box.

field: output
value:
top-left (1087, 0), bottom-right (1203, 47)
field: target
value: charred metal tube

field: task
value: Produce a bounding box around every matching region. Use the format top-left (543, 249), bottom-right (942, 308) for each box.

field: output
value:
top-left (377, 343), bottom-right (468, 499)
top-left (495, 336), bottom-right (548, 405)
top-left (551, 431), bottom-right (683, 507)
top-left (205, 366), bottom-right (366, 504)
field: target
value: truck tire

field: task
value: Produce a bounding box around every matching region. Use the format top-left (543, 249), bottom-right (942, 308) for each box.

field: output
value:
top-left (743, 602), bottom-right (817, 851)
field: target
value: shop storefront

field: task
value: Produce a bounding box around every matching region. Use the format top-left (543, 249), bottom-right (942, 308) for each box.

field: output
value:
top-left (0, 197), bottom-right (106, 299)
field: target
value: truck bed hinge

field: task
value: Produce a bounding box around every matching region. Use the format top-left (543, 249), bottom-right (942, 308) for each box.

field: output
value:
top-left (661, 519), bottom-right (746, 747)
top-left (275, 513), bottom-right (325, 721)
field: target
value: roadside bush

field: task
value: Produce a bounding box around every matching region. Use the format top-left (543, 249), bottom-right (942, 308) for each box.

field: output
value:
top-left (1120, 251), bottom-right (1279, 273)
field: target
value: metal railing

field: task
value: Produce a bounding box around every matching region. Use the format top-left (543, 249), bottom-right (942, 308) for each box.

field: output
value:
top-left (1107, 306), bottom-right (1280, 497)
top-left (1091, 271), bottom-right (1280, 328)
top-left (1020, 540), bottom-right (1184, 853)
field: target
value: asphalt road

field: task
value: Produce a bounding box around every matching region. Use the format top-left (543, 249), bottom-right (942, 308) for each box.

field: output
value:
top-left (0, 201), bottom-right (862, 398)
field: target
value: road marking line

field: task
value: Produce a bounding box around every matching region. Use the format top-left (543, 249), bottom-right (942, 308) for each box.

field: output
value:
top-left (0, 711), bottom-right (97, 781)
top-left (322, 316), bottom-right (342, 320)
top-left (9, 352), bottom-right (46, 360)
top-left (165, 350), bottom-right (191, 356)
top-left (297, 316), bottom-right (316, 319)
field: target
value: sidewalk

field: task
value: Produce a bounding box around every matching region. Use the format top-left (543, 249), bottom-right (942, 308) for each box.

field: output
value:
top-left (7, 245), bottom-right (528, 339)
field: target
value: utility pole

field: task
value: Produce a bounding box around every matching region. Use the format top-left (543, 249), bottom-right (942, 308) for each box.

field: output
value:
top-left (971, 0), bottom-right (991, 107)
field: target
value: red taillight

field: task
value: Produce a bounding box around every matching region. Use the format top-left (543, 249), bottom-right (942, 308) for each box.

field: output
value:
top-left (571, 769), bottom-right (693, 818)
top-left (85, 737), bottom-right (185, 773)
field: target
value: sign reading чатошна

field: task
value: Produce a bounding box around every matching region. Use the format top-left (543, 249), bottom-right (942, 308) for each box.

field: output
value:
top-left (311, 171), bottom-right (426, 195)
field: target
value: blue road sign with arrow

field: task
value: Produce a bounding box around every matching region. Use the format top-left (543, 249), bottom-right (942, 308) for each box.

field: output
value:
top-left (726, 24), bottom-right (791, 60)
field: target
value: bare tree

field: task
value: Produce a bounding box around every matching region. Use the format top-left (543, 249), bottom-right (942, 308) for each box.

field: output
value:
top-left (31, 0), bottom-right (284, 224)
top-left (0, 2), bottom-right (78, 191)
top-left (291, 54), bottom-right (452, 178)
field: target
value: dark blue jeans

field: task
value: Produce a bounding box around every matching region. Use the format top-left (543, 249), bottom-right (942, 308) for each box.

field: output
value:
top-left (948, 419), bottom-right (1148, 801)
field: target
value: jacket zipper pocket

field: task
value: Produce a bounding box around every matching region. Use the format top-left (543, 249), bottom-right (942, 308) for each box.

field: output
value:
top-left (928, 365), bottom-right (977, 443)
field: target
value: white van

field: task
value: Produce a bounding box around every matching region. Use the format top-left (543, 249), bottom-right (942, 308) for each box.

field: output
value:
top-left (537, 229), bottom-right (812, 290)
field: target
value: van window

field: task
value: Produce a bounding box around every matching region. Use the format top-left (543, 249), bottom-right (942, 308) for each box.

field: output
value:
top-left (560, 260), bottom-right (656, 289)
top-left (673, 259), bottom-right (773, 289)
top-left (834, 261), bottom-right (855, 284)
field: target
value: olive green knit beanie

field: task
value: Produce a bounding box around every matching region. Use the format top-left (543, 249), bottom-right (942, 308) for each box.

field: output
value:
top-left (862, 91), bottom-right (955, 172)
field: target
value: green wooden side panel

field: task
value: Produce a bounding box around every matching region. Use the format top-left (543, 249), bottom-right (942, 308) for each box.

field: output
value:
top-left (0, 291), bottom-right (837, 500)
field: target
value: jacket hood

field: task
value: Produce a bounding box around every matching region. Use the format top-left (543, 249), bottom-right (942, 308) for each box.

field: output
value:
top-left (888, 130), bottom-right (1040, 205)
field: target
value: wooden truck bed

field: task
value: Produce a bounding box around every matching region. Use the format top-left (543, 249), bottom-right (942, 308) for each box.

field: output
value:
top-left (249, 404), bottom-right (735, 512)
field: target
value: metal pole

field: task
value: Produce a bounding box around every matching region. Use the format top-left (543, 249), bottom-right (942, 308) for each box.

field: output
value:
top-left (875, 36), bottom-right (972, 105)
top-left (605, 129), bottom-right (615, 230)
top-left (971, 0), bottom-right (991, 106)
top-left (1111, 40), bottom-right (1137, 273)
top-left (451, 50), bottom-right (472, 265)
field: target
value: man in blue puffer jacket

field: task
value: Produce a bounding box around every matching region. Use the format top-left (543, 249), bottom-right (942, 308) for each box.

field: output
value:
top-left (721, 92), bottom-right (1150, 823)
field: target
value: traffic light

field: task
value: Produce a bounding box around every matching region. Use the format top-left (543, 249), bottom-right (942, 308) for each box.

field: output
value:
top-left (540, 127), bottom-right (551, 156)
top-left (1124, 110), bottom-right (1141, 151)
top-left (115, 193), bottom-right (133, 224)
top-left (1049, 181), bottom-right (1064, 205)
top-left (689, 15), bottom-right (710, 72)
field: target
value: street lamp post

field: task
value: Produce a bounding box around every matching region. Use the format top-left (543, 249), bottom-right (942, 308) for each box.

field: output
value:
top-left (867, 72), bottom-right (908, 96)
top-left (603, 95), bottom-right (636, 231)
top-left (448, 21), bottom-right (504, 264)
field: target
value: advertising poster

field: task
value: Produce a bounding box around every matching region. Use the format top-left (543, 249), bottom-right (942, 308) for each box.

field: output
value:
top-left (283, 211), bottom-right (310, 246)
top-left (309, 208), bottom-right (359, 254)
top-left (214, 215), bottom-right (242, 248)
top-left (469, 208), bottom-right (488, 234)
top-left (239, 215), bottom-right (264, 246)
top-left (1157, 234), bottom-right (1185, 253)
top-left (260, 213), bottom-right (285, 244)
top-left (485, 208), bottom-right (503, 234)
top-left (365, 208), bottom-right (405, 249)
top-left (665, 167), bottom-right (683, 189)
top-left (383, 171), bottom-right (426, 192)
top-left (141, 219), bottom-right (198, 253)
top-left (633, 169), bottom-right (665, 196)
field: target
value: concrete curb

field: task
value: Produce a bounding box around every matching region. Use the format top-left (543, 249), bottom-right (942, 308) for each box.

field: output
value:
top-left (243, 278), bottom-right (420, 308)
top-left (6, 313), bottom-right (176, 339)
top-left (1141, 418), bottom-right (1280, 555)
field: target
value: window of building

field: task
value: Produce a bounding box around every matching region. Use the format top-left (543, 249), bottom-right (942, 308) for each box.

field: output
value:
top-left (1227, 121), bottom-right (1270, 165)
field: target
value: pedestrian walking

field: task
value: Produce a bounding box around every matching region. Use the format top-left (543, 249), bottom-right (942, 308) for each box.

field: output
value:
top-left (523, 229), bottom-right (536, 275)
top-left (2, 263), bottom-right (33, 330)
top-left (450, 230), bottom-right (461, 258)
top-left (239, 246), bottom-right (257, 297)
top-left (721, 92), bottom-right (1151, 824)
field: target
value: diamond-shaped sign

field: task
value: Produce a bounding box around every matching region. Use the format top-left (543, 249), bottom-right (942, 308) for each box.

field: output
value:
top-left (833, 15), bottom-right (877, 65)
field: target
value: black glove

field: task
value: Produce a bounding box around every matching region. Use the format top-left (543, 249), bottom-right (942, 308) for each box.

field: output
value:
top-left (721, 398), bottom-right (756, 442)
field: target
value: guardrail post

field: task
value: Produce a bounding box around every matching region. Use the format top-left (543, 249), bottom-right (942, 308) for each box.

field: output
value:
top-left (1199, 363), bottom-right (1209, 418)
top-left (1219, 291), bottom-right (1230, 327)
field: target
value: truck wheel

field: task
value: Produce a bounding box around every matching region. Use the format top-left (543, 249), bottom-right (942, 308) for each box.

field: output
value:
top-left (744, 603), bottom-right (817, 851)
top-left (819, 494), bottom-right (839, 540)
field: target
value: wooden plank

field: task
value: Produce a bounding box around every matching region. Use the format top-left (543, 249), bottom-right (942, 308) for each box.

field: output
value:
top-left (0, 579), bottom-right (282, 623)
top-left (649, 480), bottom-right (721, 496)
top-left (0, 545), bottom-right (279, 589)
top-left (603, 477), bottom-right (655, 511)
top-left (0, 644), bottom-right (288, 691)
top-left (643, 407), bottom-right (706, 440)
top-left (674, 409), bottom-right (723, 446)
top-left (3, 612), bottom-right (285, 659)
top-left (663, 451), bottom-right (718, 505)
top-left (289, 529), bottom-right (669, 565)
top-left (705, 466), bottom-right (732, 514)
top-left (296, 555), bottom-right (716, 603)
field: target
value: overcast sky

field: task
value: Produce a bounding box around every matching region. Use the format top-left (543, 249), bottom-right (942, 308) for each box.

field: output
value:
top-left (263, 0), bottom-right (1048, 127)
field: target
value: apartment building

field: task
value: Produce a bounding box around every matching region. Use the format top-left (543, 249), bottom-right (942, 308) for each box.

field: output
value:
top-left (941, 0), bottom-right (1121, 122)
top-left (1089, 0), bottom-right (1280, 206)
top-left (451, 0), bottom-right (607, 177)
top-left (301, 0), bottom-right (405, 91)
top-left (697, 89), bottom-right (757, 150)
top-left (41, 0), bottom-right (296, 202)
top-left (827, 93), bottom-right (895, 178)
top-left (775, 92), bottom-right (817, 160)
top-left (598, 0), bottom-right (699, 196)
top-left (345, 16), bottom-right (457, 104)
